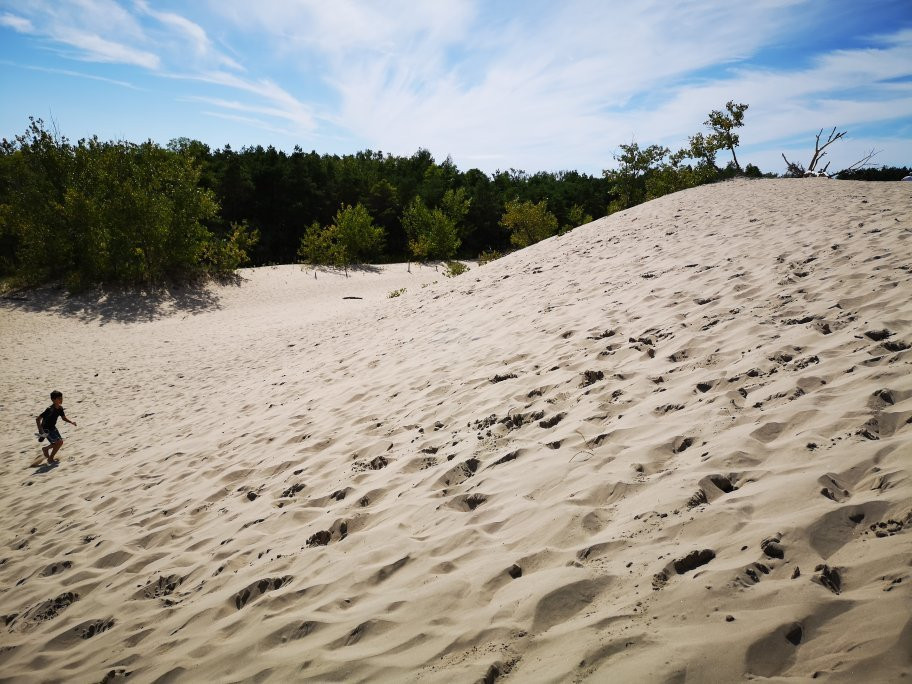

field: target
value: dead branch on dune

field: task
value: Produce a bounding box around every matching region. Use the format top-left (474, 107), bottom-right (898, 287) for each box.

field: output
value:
top-left (781, 127), bottom-right (880, 178)
top-left (837, 148), bottom-right (880, 175)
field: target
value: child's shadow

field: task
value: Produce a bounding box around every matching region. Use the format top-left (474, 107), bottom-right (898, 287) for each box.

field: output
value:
top-left (32, 461), bottom-right (60, 474)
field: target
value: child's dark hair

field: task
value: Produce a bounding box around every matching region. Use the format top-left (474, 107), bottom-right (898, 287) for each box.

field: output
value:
top-left (50, 390), bottom-right (62, 401)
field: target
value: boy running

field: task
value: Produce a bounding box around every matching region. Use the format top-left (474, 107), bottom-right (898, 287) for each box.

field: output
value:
top-left (35, 391), bottom-right (76, 464)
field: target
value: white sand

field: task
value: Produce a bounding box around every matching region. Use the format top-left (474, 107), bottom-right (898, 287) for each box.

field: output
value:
top-left (1, 179), bottom-right (910, 683)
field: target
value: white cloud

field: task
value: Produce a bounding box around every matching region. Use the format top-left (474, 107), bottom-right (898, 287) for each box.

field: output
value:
top-left (2, 1), bottom-right (910, 171)
top-left (208, 1), bottom-right (824, 169)
top-left (184, 94), bottom-right (314, 130)
top-left (167, 70), bottom-right (317, 133)
top-left (616, 29), bottom-right (912, 156)
top-left (200, 110), bottom-right (298, 138)
top-left (212, 0), bottom-right (474, 55)
top-left (1, 1), bottom-right (155, 66)
top-left (133, 0), bottom-right (242, 70)
top-left (306, 2), bottom-right (910, 173)
top-left (0, 60), bottom-right (137, 88)
top-left (0, 11), bottom-right (32, 32)
top-left (0, 1), bottom-right (308, 135)
top-left (55, 27), bottom-right (160, 68)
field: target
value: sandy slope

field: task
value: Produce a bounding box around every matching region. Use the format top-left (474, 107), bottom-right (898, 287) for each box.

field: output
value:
top-left (0, 179), bottom-right (910, 683)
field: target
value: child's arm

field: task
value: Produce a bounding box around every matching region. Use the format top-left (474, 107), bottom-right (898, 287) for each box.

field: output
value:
top-left (63, 415), bottom-right (77, 427)
top-left (36, 415), bottom-right (43, 431)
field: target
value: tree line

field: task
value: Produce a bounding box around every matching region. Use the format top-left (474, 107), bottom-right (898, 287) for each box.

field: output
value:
top-left (0, 119), bottom-right (256, 289)
top-left (2, 103), bottom-right (903, 289)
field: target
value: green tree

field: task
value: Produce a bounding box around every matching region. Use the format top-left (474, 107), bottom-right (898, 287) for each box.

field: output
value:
top-left (0, 119), bottom-right (235, 288)
top-left (501, 198), bottom-right (558, 248)
top-left (704, 101), bottom-right (748, 172)
top-left (681, 132), bottom-right (720, 170)
top-left (402, 196), bottom-right (460, 263)
top-left (561, 203), bottom-right (593, 234)
top-left (332, 202), bottom-right (384, 265)
top-left (441, 187), bottom-right (471, 228)
top-left (366, 179), bottom-right (400, 251)
top-left (297, 221), bottom-right (343, 276)
top-left (298, 204), bottom-right (383, 277)
top-left (202, 221), bottom-right (260, 275)
top-left (603, 143), bottom-right (669, 213)
top-left (0, 118), bottom-right (72, 283)
top-left (441, 186), bottom-right (472, 247)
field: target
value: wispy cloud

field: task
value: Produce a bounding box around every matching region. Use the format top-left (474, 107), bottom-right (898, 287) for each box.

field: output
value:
top-left (0, 11), bottom-right (32, 32)
top-left (55, 27), bottom-right (160, 68)
top-left (184, 94), bottom-right (314, 130)
top-left (1, 1), bottom-right (910, 172)
top-left (1, 1), bottom-right (157, 67)
top-left (0, 0), bottom-right (312, 136)
top-left (199, 110), bottom-right (297, 138)
top-left (133, 0), bottom-right (242, 71)
top-left (208, 0), bottom-right (834, 169)
top-left (0, 59), bottom-right (137, 88)
top-left (170, 71), bottom-right (316, 133)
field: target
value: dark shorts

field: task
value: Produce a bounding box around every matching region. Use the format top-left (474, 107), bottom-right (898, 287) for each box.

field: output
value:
top-left (46, 427), bottom-right (62, 444)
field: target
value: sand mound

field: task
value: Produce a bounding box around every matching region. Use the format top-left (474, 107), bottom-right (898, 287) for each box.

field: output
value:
top-left (1, 179), bottom-right (910, 682)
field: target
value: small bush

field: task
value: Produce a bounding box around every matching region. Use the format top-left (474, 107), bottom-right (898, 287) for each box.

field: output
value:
top-left (387, 287), bottom-right (406, 298)
top-left (403, 196), bottom-right (460, 262)
top-left (444, 261), bottom-right (468, 277)
top-left (202, 221), bottom-right (259, 275)
top-left (478, 250), bottom-right (502, 265)
top-left (297, 204), bottom-right (384, 276)
top-left (501, 198), bottom-right (558, 248)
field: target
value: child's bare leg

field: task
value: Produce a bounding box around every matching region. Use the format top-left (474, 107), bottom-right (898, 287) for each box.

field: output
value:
top-left (47, 439), bottom-right (63, 462)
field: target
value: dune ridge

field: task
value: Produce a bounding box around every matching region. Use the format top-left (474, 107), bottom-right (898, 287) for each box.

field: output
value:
top-left (1, 178), bottom-right (910, 682)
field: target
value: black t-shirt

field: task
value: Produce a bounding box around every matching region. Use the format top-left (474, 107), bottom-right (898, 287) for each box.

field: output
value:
top-left (40, 405), bottom-right (66, 429)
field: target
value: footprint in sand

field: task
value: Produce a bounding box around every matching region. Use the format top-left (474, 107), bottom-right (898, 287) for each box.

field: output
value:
top-left (306, 519), bottom-right (350, 547)
top-left (77, 617), bottom-right (115, 640)
top-left (489, 450), bottom-right (521, 467)
top-left (448, 493), bottom-right (487, 512)
top-left (9, 592), bottom-right (80, 631)
top-left (687, 472), bottom-right (738, 509)
top-left (813, 565), bottom-right (842, 594)
top-left (761, 537), bottom-right (785, 559)
top-left (352, 455), bottom-right (388, 472)
top-left (39, 560), bottom-right (73, 577)
top-left (435, 458), bottom-right (479, 486)
top-left (99, 668), bottom-right (132, 682)
top-left (806, 501), bottom-right (890, 558)
top-left (818, 473), bottom-right (851, 502)
top-left (745, 621), bottom-right (805, 678)
top-left (652, 549), bottom-right (715, 590)
top-left (281, 482), bottom-right (305, 498)
top-left (671, 436), bottom-right (694, 453)
top-left (539, 413), bottom-right (566, 429)
top-left (136, 574), bottom-right (184, 600)
top-left (233, 576), bottom-right (293, 610)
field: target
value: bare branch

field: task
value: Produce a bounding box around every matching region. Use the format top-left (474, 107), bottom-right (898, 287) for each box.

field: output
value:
top-left (837, 148), bottom-right (881, 175)
top-left (781, 153), bottom-right (805, 178)
top-left (808, 127), bottom-right (846, 172)
top-left (784, 126), bottom-right (875, 177)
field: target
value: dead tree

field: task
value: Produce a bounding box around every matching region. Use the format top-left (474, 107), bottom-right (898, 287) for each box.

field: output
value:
top-left (781, 127), bottom-right (879, 177)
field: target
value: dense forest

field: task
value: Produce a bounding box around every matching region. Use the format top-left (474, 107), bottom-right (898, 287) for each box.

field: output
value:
top-left (200, 142), bottom-right (610, 265)
top-left (1, 104), bottom-right (907, 289)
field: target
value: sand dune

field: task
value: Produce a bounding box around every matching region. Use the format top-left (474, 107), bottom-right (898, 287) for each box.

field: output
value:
top-left (1, 178), bottom-right (910, 683)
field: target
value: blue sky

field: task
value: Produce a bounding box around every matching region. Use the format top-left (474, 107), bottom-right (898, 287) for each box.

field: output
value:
top-left (1, 1), bottom-right (910, 175)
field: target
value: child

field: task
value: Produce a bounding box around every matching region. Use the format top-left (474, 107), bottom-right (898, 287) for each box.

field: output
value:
top-left (35, 391), bottom-right (76, 464)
